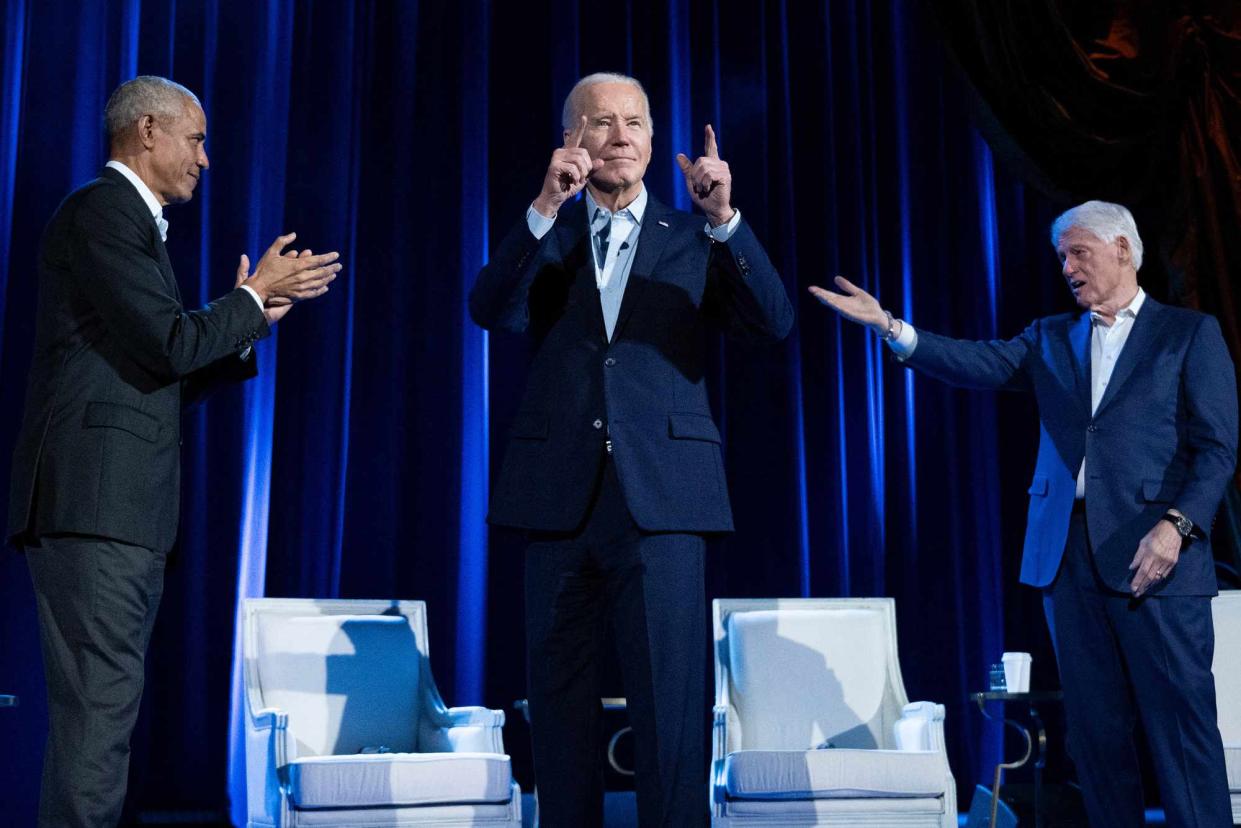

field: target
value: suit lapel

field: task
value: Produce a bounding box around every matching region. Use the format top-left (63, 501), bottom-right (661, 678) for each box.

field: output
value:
top-left (101, 167), bottom-right (181, 301)
top-left (554, 200), bottom-right (606, 344)
top-left (1093, 296), bottom-right (1165, 417)
top-left (1068, 311), bottom-right (1092, 410)
top-left (611, 196), bottom-right (674, 342)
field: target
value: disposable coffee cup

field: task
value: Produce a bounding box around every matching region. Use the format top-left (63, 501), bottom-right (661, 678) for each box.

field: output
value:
top-left (1001, 652), bottom-right (1032, 693)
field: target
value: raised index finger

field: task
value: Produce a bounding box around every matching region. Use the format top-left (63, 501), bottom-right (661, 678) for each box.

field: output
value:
top-left (565, 115), bottom-right (587, 149)
top-left (704, 124), bottom-right (719, 158)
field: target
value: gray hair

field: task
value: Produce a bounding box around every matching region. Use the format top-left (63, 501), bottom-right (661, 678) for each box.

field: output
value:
top-left (562, 72), bottom-right (653, 134)
top-left (1050, 200), bottom-right (1144, 271)
top-left (104, 75), bottom-right (201, 145)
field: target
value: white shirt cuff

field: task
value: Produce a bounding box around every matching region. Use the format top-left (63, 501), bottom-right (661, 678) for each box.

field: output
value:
top-left (704, 208), bottom-right (742, 242)
top-left (239, 284), bottom-right (264, 310)
top-left (526, 203), bottom-right (557, 240)
top-left (886, 319), bottom-right (918, 360)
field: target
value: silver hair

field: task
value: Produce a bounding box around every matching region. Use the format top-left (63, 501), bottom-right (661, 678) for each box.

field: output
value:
top-left (561, 72), bottom-right (653, 134)
top-left (1050, 200), bottom-right (1144, 271)
top-left (104, 75), bottom-right (201, 145)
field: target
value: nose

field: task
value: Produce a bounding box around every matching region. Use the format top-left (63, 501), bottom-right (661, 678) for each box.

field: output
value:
top-left (199, 148), bottom-right (210, 170)
top-left (1061, 257), bottom-right (1075, 277)
top-left (608, 122), bottom-right (629, 145)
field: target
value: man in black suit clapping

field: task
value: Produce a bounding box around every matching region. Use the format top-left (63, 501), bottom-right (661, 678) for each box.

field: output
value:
top-left (7, 75), bottom-right (340, 828)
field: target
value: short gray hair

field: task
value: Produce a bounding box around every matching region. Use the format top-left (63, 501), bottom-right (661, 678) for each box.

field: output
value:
top-left (562, 72), bottom-right (653, 134)
top-left (104, 75), bottom-right (201, 145)
top-left (1050, 200), bottom-right (1144, 271)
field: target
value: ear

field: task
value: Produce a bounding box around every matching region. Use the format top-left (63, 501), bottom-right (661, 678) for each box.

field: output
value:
top-left (1114, 235), bottom-right (1132, 264)
top-left (138, 114), bottom-right (158, 150)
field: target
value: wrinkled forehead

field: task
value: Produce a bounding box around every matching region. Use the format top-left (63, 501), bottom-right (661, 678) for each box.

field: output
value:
top-left (580, 83), bottom-right (648, 119)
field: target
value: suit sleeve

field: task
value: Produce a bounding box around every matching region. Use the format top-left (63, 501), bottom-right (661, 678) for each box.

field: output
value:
top-left (71, 194), bottom-right (269, 384)
top-left (701, 218), bottom-right (794, 341)
top-left (1174, 314), bottom-right (1239, 533)
top-left (468, 217), bottom-right (557, 333)
top-left (904, 323), bottom-right (1038, 392)
top-left (181, 348), bottom-right (261, 408)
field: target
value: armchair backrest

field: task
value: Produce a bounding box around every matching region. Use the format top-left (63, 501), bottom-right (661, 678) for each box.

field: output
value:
top-left (1211, 591), bottom-right (1241, 744)
top-left (244, 599), bottom-right (428, 757)
top-left (714, 598), bottom-right (909, 752)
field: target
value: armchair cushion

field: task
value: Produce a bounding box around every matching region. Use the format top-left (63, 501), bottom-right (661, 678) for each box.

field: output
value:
top-left (256, 614), bottom-right (420, 757)
top-left (723, 748), bottom-right (946, 800)
top-left (288, 752), bottom-right (514, 809)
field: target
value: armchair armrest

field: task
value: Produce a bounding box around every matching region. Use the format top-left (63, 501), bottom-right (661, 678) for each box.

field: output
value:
top-left (894, 700), bottom-right (945, 752)
top-left (419, 705), bottom-right (507, 754)
top-left (250, 706), bottom-right (289, 731)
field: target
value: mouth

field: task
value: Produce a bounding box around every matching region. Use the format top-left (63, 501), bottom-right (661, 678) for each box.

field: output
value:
top-left (1069, 280), bottom-right (1086, 291)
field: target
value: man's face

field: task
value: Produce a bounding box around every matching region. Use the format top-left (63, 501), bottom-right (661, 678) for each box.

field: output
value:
top-left (1055, 226), bottom-right (1137, 311)
top-left (567, 82), bottom-right (652, 192)
top-left (147, 99), bottom-right (209, 205)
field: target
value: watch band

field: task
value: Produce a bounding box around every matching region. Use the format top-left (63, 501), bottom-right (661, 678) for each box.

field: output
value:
top-left (1161, 512), bottom-right (1194, 539)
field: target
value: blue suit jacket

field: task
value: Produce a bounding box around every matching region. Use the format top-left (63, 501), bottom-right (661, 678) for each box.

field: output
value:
top-left (907, 297), bottom-right (1237, 595)
top-left (469, 195), bottom-right (793, 533)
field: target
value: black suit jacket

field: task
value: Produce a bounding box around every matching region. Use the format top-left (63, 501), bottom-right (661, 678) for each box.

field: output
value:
top-left (469, 195), bottom-right (793, 533)
top-left (7, 167), bottom-right (268, 552)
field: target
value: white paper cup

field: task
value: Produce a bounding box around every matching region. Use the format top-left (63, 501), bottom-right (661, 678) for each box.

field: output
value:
top-left (1001, 652), bottom-right (1032, 693)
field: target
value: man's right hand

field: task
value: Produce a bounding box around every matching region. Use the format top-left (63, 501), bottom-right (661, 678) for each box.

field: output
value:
top-left (532, 116), bottom-right (603, 218)
top-left (809, 276), bottom-right (889, 335)
top-left (244, 232), bottom-right (341, 306)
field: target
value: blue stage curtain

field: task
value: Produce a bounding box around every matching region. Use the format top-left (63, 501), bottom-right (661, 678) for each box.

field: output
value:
top-left (0, 0), bottom-right (1168, 822)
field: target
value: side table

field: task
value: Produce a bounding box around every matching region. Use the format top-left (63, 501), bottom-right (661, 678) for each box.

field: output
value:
top-left (0, 695), bottom-right (17, 708)
top-left (969, 690), bottom-right (1063, 828)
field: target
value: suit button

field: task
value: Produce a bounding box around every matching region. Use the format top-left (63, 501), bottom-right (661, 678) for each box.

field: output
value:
top-left (1087, 424), bottom-right (1097, 433)
top-left (604, 357), bottom-right (616, 367)
top-left (592, 419), bottom-right (603, 430)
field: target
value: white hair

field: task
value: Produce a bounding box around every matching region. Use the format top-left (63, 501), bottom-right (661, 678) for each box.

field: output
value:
top-left (104, 75), bottom-right (200, 146)
top-left (1050, 200), bottom-right (1144, 271)
top-left (561, 72), bottom-right (653, 134)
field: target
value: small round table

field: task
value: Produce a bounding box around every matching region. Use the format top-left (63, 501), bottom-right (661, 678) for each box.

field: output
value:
top-left (970, 690), bottom-right (1063, 828)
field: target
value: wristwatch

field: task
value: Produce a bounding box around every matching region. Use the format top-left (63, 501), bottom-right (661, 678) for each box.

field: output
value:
top-left (1161, 511), bottom-right (1194, 540)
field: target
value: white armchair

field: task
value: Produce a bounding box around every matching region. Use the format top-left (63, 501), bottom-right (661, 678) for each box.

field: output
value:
top-left (241, 598), bottom-right (520, 827)
top-left (711, 598), bottom-right (956, 827)
top-left (1211, 590), bottom-right (1241, 824)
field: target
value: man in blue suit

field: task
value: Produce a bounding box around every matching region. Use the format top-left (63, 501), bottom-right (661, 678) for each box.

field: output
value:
top-left (470, 72), bottom-right (793, 827)
top-left (811, 200), bottom-right (1237, 826)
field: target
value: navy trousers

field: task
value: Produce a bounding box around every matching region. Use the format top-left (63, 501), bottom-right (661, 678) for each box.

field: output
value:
top-left (524, 453), bottom-right (707, 828)
top-left (1043, 507), bottom-right (1231, 827)
top-left (26, 534), bottom-right (167, 828)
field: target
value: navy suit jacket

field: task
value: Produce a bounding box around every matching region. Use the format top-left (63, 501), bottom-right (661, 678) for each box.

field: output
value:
top-left (469, 195), bottom-right (793, 533)
top-left (7, 167), bottom-right (268, 552)
top-left (907, 297), bottom-right (1237, 595)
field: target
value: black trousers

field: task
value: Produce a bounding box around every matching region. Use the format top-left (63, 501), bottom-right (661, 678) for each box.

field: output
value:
top-left (26, 534), bottom-right (167, 828)
top-left (1043, 508), bottom-right (1231, 827)
top-left (524, 455), bottom-right (707, 828)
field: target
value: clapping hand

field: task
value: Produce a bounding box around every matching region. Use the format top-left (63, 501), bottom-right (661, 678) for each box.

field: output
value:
top-left (676, 124), bottom-right (734, 227)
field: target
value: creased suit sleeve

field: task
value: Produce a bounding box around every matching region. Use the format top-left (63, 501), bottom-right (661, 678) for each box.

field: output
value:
top-left (702, 218), bottom-right (793, 342)
top-left (905, 322), bottom-right (1038, 392)
top-left (468, 217), bottom-right (557, 333)
top-left (71, 196), bottom-right (268, 384)
top-left (1174, 314), bottom-right (1238, 534)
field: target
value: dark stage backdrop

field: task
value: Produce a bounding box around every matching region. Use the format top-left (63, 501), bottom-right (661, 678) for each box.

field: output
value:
top-left (0, 1), bottom-right (1236, 825)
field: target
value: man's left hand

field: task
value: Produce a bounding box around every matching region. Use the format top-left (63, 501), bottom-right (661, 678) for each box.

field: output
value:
top-left (1129, 519), bottom-right (1182, 597)
top-left (676, 124), bottom-right (734, 227)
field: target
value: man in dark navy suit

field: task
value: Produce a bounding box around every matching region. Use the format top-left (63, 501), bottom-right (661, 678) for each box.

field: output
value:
top-left (470, 72), bottom-right (793, 827)
top-left (7, 76), bottom-right (340, 827)
top-left (811, 201), bottom-right (1237, 827)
